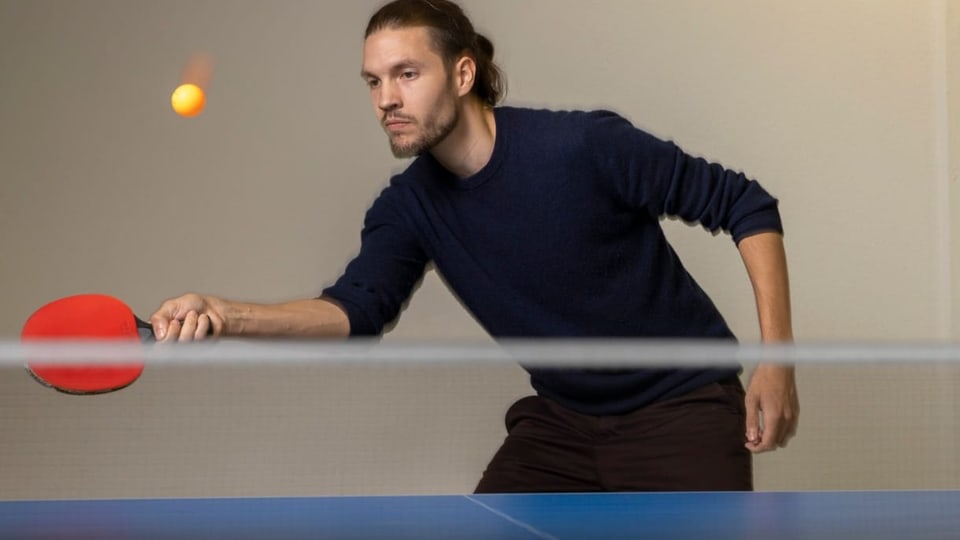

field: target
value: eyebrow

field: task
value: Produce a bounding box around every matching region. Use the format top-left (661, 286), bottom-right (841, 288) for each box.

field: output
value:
top-left (360, 59), bottom-right (426, 80)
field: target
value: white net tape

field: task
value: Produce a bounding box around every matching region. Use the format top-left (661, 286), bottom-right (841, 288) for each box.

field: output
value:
top-left (3, 339), bottom-right (960, 367)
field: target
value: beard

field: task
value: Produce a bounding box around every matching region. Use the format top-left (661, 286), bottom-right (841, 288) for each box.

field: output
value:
top-left (385, 93), bottom-right (460, 159)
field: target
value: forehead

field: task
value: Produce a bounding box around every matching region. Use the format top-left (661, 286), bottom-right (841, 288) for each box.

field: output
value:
top-left (362, 26), bottom-right (444, 74)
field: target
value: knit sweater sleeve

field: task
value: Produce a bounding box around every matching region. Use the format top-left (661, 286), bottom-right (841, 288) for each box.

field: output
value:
top-left (321, 183), bottom-right (428, 336)
top-left (584, 110), bottom-right (782, 242)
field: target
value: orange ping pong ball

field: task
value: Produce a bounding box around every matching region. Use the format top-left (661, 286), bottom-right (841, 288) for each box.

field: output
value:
top-left (171, 83), bottom-right (206, 117)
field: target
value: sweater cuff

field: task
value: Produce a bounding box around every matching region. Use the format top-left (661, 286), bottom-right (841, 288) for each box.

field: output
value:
top-left (318, 292), bottom-right (379, 336)
top-left (730, 207), bottom-right (784, 244)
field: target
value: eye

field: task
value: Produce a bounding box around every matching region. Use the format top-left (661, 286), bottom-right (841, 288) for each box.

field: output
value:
top-left (366, 78), bottom-right (381, 89)
top-left (400, 70), bottom-right (418, 80)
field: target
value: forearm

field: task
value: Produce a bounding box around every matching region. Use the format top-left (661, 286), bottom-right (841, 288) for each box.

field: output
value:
top-left (738, 231), bottom-right (800, 451)
top-left (214, 297), bottom-right (350, 339)
top-left (737, 231), bottom-right (793, 343)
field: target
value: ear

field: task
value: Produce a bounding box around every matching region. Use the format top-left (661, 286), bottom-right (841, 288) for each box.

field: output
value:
top-left (452, 55), bottom-right (477, 98)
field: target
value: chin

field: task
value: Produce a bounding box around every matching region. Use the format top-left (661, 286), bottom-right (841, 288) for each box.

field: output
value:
top-left (389, 138), bottom-right (427, 159)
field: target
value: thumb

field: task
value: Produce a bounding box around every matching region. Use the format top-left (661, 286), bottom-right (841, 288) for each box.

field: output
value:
top-left (149, 300), bottom-right (184, 340)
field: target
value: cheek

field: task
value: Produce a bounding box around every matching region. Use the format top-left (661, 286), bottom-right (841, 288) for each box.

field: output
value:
top-left (370, 91), bottom-right (384, 117)
top-left (422, 88), bottom-right (453, 116)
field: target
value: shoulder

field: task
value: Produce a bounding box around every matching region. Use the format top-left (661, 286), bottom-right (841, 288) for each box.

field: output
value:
top-left (387, 158), bottom-right (428, 188)
top-left (374, 156), bottom-right (442, 203)
top-left (497, 106), bottom-right (661, 146)
top-left (496, 105), bottom-right (623, 129)
top-left (365, 156), bottom-right (443, 219)
top-left (496, 106), bottom-right (616, 154)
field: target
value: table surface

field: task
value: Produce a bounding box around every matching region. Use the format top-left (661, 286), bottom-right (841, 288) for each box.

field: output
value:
top-left (3, 490), bottom-right (958, 539)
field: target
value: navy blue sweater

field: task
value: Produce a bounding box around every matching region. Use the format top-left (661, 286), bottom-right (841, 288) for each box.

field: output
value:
top-left (323, 107), bottom-right (783, 415)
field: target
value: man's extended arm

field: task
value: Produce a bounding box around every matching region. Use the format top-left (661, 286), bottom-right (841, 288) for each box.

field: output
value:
top-left (150, 294), bottom-right (350, 342)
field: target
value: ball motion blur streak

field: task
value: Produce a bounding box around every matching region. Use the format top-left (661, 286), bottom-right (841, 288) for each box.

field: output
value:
top-left (171, 83), bottom-right (206, 118)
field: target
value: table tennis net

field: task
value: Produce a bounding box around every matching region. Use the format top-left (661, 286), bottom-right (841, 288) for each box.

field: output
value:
top-left (1, 339), bottom-right (958, 500)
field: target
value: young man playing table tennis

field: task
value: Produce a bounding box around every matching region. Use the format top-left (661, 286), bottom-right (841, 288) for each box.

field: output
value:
top-left (151, 0), bottom-right (798, 492)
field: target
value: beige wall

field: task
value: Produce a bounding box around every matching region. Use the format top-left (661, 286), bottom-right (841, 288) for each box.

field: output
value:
top-left (950, 0), bottom-right (960, 338)
top-left (946, 0), bottom-right (960, 482)
top-left (1, 0), bottom-right (957, 498)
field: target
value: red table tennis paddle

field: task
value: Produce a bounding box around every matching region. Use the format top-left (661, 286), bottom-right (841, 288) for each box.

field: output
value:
top-left (21, 294), bottom-right (153, 395)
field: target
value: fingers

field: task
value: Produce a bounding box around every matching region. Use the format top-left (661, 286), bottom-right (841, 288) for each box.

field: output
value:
top-left (751, 412), bottom-right (781, 453)
top-left (744, 364), bottom-right (800, 453)
top-left (178, 311), bottom-right (200, 342)
top-left (745, 394), bottom-right (800, 453)
top-left (778, 401), bottom-right (800, 447)
top-left (161, 319), bottom-right (181, 343)
top-left (194, 313), bottom-right (212, 340)
top-left (150, 298), bottom-right (185, 341)
top-left (149, 294), bottom-right (219, 343)
top-left (771, 388), bottom-right (799, 449)
top-left (175, 311), bottom-right (216, 342)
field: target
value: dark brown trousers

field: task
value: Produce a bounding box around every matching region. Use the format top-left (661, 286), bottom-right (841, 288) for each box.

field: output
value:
top-left (474, 378), bottom-right (752, 493)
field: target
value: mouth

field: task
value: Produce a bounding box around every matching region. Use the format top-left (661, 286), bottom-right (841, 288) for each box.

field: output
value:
top-left (383, 116), bottom-right (413, 133)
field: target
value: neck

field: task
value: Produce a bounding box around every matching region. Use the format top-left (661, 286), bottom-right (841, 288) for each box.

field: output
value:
top-left (430, 97), bottom-right (496, 179)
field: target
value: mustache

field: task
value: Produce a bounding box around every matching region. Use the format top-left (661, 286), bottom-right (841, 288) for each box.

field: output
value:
top-left (383, 113), bottom-right (415, 125)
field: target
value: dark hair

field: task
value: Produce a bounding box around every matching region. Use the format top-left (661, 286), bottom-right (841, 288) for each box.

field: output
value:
top-left (365, 0), bottom-right (506, 106)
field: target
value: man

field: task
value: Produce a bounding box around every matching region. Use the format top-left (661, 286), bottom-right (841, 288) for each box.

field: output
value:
top-left (151, 0), bottom-right (798, 492)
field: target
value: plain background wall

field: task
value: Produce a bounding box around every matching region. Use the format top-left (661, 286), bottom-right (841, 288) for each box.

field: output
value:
top-left (1, 0), bottom-right (958, 498)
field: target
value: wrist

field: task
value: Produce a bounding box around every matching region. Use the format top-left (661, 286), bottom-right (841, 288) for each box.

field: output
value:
top-left (760, 330), bottom-right (793, 343)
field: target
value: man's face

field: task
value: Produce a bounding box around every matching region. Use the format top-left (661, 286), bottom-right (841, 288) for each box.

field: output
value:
top-left (362, 26), bottom-right (460, 158)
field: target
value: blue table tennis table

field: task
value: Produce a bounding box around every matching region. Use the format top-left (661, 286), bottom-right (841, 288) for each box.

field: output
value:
top-left (2, 490), bottom-right (957, 539)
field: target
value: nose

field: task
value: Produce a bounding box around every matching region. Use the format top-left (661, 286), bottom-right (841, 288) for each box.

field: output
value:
top-left (378, 80), bottom-right (400, 112)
